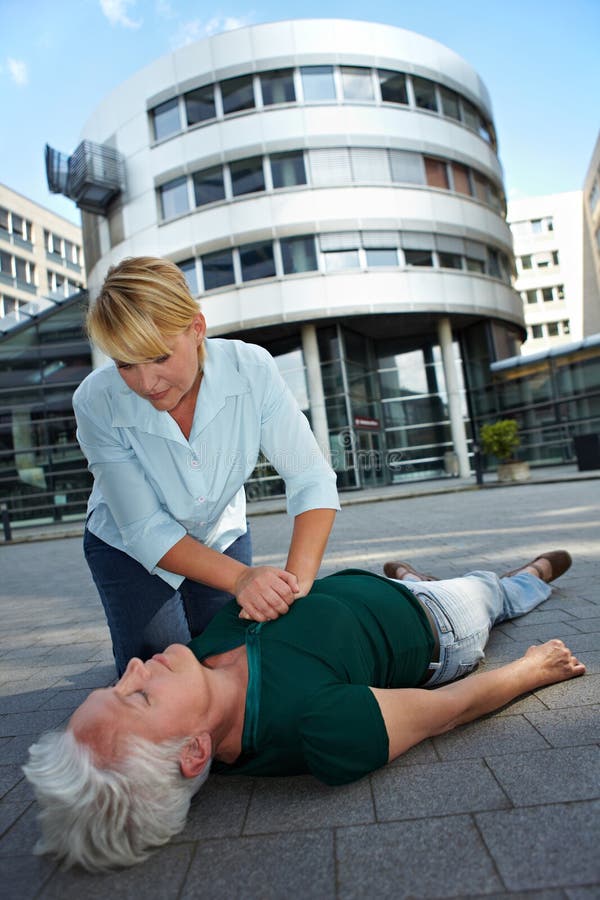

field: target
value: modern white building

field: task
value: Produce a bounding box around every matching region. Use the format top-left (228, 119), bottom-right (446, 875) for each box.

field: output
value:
top-left (47, 18), bottom-right (523, 490)
top-left (0, 183), bottom-right (85, 328)
top-left (508, 190), bottom-right (600, 355)
top-left (583, 131), bottom-right (600, 311)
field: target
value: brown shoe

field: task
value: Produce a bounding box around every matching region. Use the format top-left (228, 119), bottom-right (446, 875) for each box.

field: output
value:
top-left (502, 550), bottom-right (572, 583)
top-left (383, 560), bottom-right (439, 581)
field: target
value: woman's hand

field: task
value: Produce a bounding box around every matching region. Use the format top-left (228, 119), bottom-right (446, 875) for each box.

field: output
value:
top-left (235, 566), bottom-right (299, 622)
top-left (523, 639), bottom-right (586, 687)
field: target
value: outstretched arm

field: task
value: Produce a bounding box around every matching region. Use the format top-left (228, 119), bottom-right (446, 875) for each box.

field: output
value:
top-left (371, 640), bottom-right (585, 762)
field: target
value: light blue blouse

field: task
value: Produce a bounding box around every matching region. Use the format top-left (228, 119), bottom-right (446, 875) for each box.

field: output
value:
top-left (73, 338), bottom-right (340, 589)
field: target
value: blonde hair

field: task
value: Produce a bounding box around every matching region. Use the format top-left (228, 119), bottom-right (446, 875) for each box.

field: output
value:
top-left (87, 256), bottom-right (205, 365)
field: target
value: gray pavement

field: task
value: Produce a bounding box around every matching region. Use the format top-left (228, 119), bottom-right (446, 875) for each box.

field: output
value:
top-left (0, 474), bottom-right (599, 898)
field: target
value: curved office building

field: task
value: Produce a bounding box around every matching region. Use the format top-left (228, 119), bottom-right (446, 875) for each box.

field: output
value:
top-left (55, 19), bottom-right (524, 492)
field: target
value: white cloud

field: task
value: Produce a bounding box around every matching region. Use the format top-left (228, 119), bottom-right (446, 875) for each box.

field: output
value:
top-left (99, 0), bottom-right (142, 29)
top-left (6, 58), bottom-right (28, 86)
top-left (170, 14), bottom-right (253, 48)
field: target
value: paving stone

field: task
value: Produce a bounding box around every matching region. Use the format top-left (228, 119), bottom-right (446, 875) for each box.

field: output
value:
top-left (371, 758), bottom-right (510, 821)
top-left (475, 801), bottom-right (600, 890)
top-left (0, 852), bottom-right (57, 900)
top-left (172, 774), bottom-right (253, 841)
top-left (0, 708), bottom-right (69, 738)
top-left (532, 673), bottom-right (600, 708)
top-left (525, 705), bottom-right (600, 747)
top-left (486, 746), bottom-right (600, 805)
top-left (243, 772), bottom-right (374, 833)
top-left (336, 816), bottom-right (503, 898)
top-left (181, 830), bottom-right (335, 899)
top-left (434, 713), bottom-right (550, 759)
top-left (0, 765), bottom-right (24, 800)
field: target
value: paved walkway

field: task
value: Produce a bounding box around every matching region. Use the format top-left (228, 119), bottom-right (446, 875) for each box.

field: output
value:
top-left (0, 472), bottom-right (599, 898)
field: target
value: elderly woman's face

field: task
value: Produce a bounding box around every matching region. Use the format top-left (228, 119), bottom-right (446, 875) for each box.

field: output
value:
top-left (69, 644), bottom-right (207, 763)
top-left (114, 313), bottom-right (206, 413)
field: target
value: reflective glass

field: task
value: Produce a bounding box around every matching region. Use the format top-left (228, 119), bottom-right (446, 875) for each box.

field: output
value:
top-left (301, 66), bottom-right (336, 101)
top-left (440, 86), bottom-right (460, 120)
top-left (159, 177), bottom-right (189, 220)
top-left (260, 69), bottom-right (295, 105)
top-left (280, 236), bottom-right (317, 274)
top-left (366, 248), bottom-right (398, 267)
top-left (413, 77), bottom-right (438, 111)
top-left (185, 85), bottom-right (216, 125)
top-left (404, 249), bottom-right (433, 266)
top-left (193, 166), bottom-right (225, 207)
top-left (341, 67), bottom-right (374, 101)
top-left (271, 152), bottom-right (306, 188)
top-left (230, 157), bottom-right (265, 196)
top-left (378, 70), bottom-right (408, 104)
top-left (177, 259), bottom-right (198, 295)
top-left (323, 250), bottom-right (360, 271)
top-left (201, 249), bottom-right (235, 290)
top-left (239, 241), bottom-right (275, 281)
top-left (221, 75), bottom-right (255, 114)
top-left (152, 98), bottom-right (181, 141)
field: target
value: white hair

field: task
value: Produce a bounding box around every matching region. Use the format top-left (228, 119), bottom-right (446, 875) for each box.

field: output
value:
top-left (23, 729), bottom-right (211, 871)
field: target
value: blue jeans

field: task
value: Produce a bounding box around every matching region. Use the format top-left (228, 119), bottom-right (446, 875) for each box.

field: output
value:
top-left (397, 571), bottom-right (552, 686)
top-left (84, 527), bottom-right (252, 677)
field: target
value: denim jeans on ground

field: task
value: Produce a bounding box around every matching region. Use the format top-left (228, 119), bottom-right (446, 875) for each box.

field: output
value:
top-left (397, 571), bottom-right (552, 686)
top-left (83, 527), bottom-right (252, 677)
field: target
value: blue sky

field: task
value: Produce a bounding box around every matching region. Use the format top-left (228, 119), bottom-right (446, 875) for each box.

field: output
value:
top-left (2, 0), bottom-right (599, 225)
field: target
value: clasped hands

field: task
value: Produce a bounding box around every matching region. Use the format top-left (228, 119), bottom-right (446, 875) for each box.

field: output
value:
top-left (234, 565), bottom-right (309, 622)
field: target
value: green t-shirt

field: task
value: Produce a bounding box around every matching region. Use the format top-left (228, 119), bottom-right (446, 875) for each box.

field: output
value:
top-left (188, 569), bottom-right (434, 785)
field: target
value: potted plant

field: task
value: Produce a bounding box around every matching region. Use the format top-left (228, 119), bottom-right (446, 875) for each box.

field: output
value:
top-left (479, 419), bottom-right (530, 482)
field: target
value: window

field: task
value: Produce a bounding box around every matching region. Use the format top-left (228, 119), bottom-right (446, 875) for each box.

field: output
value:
top-left (552, 250), bottom-right (560, 266)
top-left (472, 172), bottom-right (489, 204)
top-left (240, 241), bottom-right (276, 281)
top-left (461, 99), bottom-right (480, 131)
top-left (0, 250), bottom-right (12, 274)
top-left (424, 157), bottom-right (449, 189)
top-left (185, 85), bottom-right (216, 126)
top-left (221, 75), bottom-right (255, 114)
top-left (531, 324), bottom-right (543, 339)
top-left (547, 322), bottom-right (559, 336)
top-left (323, 250), bottom-right (359, 271)
top-left (378, 70), bottom-right (408, 105)
top-left (301, 66), bottom-right (336, 101)
top-left (531, 219), bottom-right (542, 234)
top-left (404, 249), bottom-right (433, 267)
top-left (350, 148), bottom-right (390, 183)
top-left (230, 157), bottom-right (265, 196)
top-left (0, 208), bottom-right (8, 234)
top-left (438, 252), bottom-right (462, 269)
top-left (193, 166), bottom-right (226, 207)
top-left (49, 233), bottom-right (62, 257)
top-left (177, 259), bottom-right (198, 295)
top-left (562, 319), bottom-right (570, 334)
top-left (590, 180), bottom-right (600, 214)
top-left (202, 249), bottom-right (235, 290)
top-left (366, 248), bottom-right (398, 267)
top-left (466, 257), bottom-right (485, 273)
top-left (159, 177), bottom-right (189, 219)
top-left (557, 284), bottom-right (565, 300)
top-left (14, 256), bottom-right (28, 283)
top-left (389, 150), bottom-right (424, 184)
top-left (340, 66), bottom-right (374, 101)
top-left (260, 69), bottom-right (295, 105)
top-left (152, 98), bottom-right (180, 141)
top-left (525, 290), bottom-right (538, 304)
top-left (542, 287), bottom-right (554, 302)
top-left (280, 236), bottom-right (317, 274)
top-left (487, 248), bottom-right (501, 278)
top-left (520, 255), bottom-right (532, 270)
top-left (270, 152), bottom-right (306, 189)
top-left (451, 162), bottom-right (471, 195)
top-left (440, 87), bottom-right (461, 120)
top-left (412, 76), bottom-right (437, 111)
top-left (309, 148), bottom-right (352, 185)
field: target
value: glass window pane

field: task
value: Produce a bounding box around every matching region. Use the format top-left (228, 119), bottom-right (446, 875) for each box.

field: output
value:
top-left (378, 69), bottom-right (408, 105)
top-left (473, 172), bottom-right (489, 203)
top-left (389, 150), bottom-right (424, 184)
top-left (440, 86), bottom-right (460, 120)
top-left (221, 75), bottom-right (255, 114)
top-left (438, 252), bottom-right (462, 269)
top-left (280, 236), bottom-right (317, 274)
top-left (240, 241), bottom-right (275, 281)
top-left (526, 290), bottom-right (538, 304)
top-left (466, 257), bottom-right (485, 273)
top-left (547, 321), bottom-right (559, 336)
top-left (521, 255), bottom-right (532, 270)
top-left (0, 250), bottom-right (12, 273)
top-left (0, 208), bottom-right (8, 233)
top-left (202, 249), bottom-right (235, 290)
top-left (404, 249), bottom-right (433, 266)
top-left (271, 152), bottom-right (306, 188)
top-left (159, 177), bottom-right (189, 219)
top-left (341, 66), bottom-right (374, 101)
top-left (301, 66), bottom-right (336, 101)
top-left (177, 259), bottom-right (198, 295)
top-left (323, 250), bottom-right (360, 271)
top-left (452, 162), bottom-right (471, 195)
top-left (557, 284), bottom-right (565, 300)
top-left (413, 76), bottom-right (438, 111)
top-left (366, 248), bottom-right (398, 267)
top-left (193, 166), bottom-right (225, 207)
top-left (461, 98), bottom-right (480, 131)
top-left (424, 157), bottom-right (449, 189)
top-left (531, 324), bottom-right (543, 338)
top-left (230, 157), bottom-right (265, 197)
top-left (487, 248), bottom-right (501, 278)
top-left (152, 98), bottom-right (181, 141)
top-left (542, 287), bottom-right (554, 302)
top-left (185, 85), bottom-right (216, 125)
top-left (260, 69), bottom-right (296, 105)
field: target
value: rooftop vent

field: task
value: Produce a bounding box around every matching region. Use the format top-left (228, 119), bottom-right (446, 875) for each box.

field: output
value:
top-left (45, 141), bottom-right (126, 214)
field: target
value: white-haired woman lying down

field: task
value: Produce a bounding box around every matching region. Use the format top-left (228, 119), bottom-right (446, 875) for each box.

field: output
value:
top-left (24, 551), bottom-right (584, 871)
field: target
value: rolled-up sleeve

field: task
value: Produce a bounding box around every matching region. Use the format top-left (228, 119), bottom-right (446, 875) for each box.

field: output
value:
top-left (74, 393), bottom-right (186, 573)
top-left (256, 351), bottom-right (340, 517)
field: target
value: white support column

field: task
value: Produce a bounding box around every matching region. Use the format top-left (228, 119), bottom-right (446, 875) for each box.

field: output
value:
top-left (437, 317), bottom-right (471, 478)
top-left (301, 323), bottom-right (330, 456)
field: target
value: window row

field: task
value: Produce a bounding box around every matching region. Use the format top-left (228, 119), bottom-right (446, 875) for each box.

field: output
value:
top-left (522, 284), bottom-right (565, 305)
top-left (0, 250), bottom-right (36, 288)
top-left (528, 320), bottom-right (570, 340)
top-left (158, 147), bottom-right (505, 221)
top-left (511, 215), bottom-right (554, 236)
top-left (589, 178), bottom-right (599, 215)
top-left (517, 249), bottom-right (559, 272)
top-left (43, 230), bottom-right (82, 268)
top-left (0, 294), bottom-right (26, 319)
top-left (46, 269), bottom-right (84, 297)
top-left (176, 231), bottom-right (512, 294)
top-left (0, 207), bottom-right (32, 245)
top-left (151, 64), bottom-right (496, 148)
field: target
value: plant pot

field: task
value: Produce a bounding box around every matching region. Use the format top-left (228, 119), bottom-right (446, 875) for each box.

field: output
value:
top-left (497, 461), bottom-right (531, 483)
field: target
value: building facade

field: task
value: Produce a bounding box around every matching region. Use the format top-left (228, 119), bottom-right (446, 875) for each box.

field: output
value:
top-left (0, 183), bottom-right (85, 328)
top-left (48, 19), bottom-right (524, 491)
top-left (508, 190), bottom-right (600, 356)
top-left (583, 131), bottom-right (600, 310)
